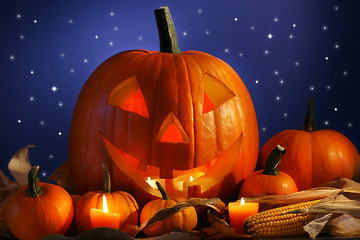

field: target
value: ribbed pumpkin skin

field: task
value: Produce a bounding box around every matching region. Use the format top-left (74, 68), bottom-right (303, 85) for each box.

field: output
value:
top-left (75, 191), bottom-right (139, 232)
top-left (239, 171), bottom-right (298, 198)
top-left (5, 182), bottom-right (74, 240)
top-left (257, 129), bottom-right (359, 190)
top-left (140, 198), bottom-right (197, 237)
top-left (68, 50), bottom-right (259, 206)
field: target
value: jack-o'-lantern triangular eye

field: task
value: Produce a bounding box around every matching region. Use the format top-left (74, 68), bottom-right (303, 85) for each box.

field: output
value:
top-left (107, 76), bottom-right (149, 118)
top-left (203, 73), bottom-right (235, 114)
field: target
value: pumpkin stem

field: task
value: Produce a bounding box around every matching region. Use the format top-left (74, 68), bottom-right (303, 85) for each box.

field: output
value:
top-left (262, 145), bottom-right (286, 175)
top-left (25, 165), bottom-right (44, 197)
top-left (156, 181), bottom-right (169, 200)
top-left (302, 98), bottom-right (317, 132)
top-left (154, 6), bottom-right (181, 54)
top-left (102, 164), bottom-right (111, 193)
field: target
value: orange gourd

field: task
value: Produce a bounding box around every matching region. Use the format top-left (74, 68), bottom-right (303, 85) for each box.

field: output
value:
top-left (140, 181), bottom-right (197, 237)
top-left (257, 98), bottom-right (359, 190)
top-left (67, 6), bottom-right (258, 207)
top-left (5, 166), bottom-right (73, 240)
top-left (239, 145), bottom-right (298, 198)
top-left (75, 165), bottom-right (139, 233)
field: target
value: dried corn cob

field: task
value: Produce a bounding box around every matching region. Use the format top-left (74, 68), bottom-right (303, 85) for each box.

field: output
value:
top-left (244, 199), bottom-right (321, 237)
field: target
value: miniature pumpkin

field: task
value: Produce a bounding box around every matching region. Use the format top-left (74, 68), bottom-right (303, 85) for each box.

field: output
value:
top-left (140, 181), bottom-right (197, 237)
top-left (68, 6), bottom-right (258, 207)
top-left (5, 166), bottom-right (73, 240)
top-left (239, 145), bottom-right (298, 198)
top-left (75, 165), bottom-right (139, 232)
top-left (257, 98), bottom-right (359, 190)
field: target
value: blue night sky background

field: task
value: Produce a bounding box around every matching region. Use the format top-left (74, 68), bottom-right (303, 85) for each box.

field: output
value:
top-left (1, 0), bottom-right (359, 180)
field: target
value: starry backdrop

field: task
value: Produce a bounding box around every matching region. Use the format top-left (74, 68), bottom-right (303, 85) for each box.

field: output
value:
top-left (1, 0), bottom-right (359, 180)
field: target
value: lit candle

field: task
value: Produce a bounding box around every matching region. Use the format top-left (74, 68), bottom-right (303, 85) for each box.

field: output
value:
top-left (228, 198), bottom-right (259, 234)
top-left (187, 176), bottom-right (201, 198)
top-left (90, 195), bottom-right (120, 229)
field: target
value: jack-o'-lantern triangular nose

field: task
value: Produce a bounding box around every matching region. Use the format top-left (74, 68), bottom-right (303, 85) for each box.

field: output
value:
top-left (156, 112), bottom-right (190, 143)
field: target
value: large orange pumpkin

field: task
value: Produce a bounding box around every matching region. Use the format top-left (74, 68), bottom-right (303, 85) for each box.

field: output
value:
top-left (257, 98), bottom-right (359, 190)
top-left (68, 6), bottom-right (258, 207)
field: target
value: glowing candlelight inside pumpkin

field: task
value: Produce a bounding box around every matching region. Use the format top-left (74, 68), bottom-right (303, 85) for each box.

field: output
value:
top-left (90, 195), bottom-right (120, 229)
top-left (228, 197), bottom-right (259, 234)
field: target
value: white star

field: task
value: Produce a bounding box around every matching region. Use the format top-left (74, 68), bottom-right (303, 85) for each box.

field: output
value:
top-left (138, 36), bottom-right (143, 41)
top-left (109, 11), bottom-right (115, 17)
top-left (58, 131), bottom-right (62, 136)
top-left (234, 17), bottom-right (238, 22)
top-left (17, 119), bottom-right (22, 124)
top-left (83, 58), bottom-right (88, 64)
top-left (282, 112), bottom-right (288, 118)
top-left (9, 54), bottom-right (15, 61)
top-left (255, 80), bottom-right (259, 84)
top-left (326, 84), bottom-right (332, 90)
top-left (309, 85), bottom-right (316, 92)
top-left (275, 95), bottom-right (281, 102)
top-left (39, 120), bottom-right (46, 126)
top-left (334, 5), bottom-right (340, 12)
top-left (205, 30), bottom-right (210, 35)
top-left (50, 84), bottom-right (59, 94)
top-left (323, 120), bottom-right (330, 126)
top-left (294, 61), bottom-right (300, 67)
top-left (95, 35), bottom-right (99, 39)
top-left (334, 107), bottom-right (338, 112)
top-left (113, 26), bottom-right (118, 32)
top-left (182, 31), bottom-right (188, 37)
top-left (347, 122), bottom-right (353, 128)
top-left (29, 96), bottom-right (35, 102)
top-left (273, 17), bottom-right (279, 23)
top-left (288, 34), bottom-right (294, 40)
top-left (334, 43), bottom-right (340, 50)
top-left (250, 25), bottom-right (256, 31)
top-left (273, 70), bottom-right (280, 76)
top-left (322, 25), bottom-right (328, 31)
top-left (261, 126), bottom-right (267, 132)
top-left (342, 70), bottom-right (348, 76)
top-left (68, 19), bottom-right (74, 24)
top-left (41, 171), bottom-right (47, 178)
top-left (292, 23), bottom-right (297, 28)
top-left (30, 70), bottom-right (34, 75)
top-left (108, 41), bottom-right (114, 46)
top-left (16, 13), bottom-right (22, 20)
top-left (19, 34), bottom-right (25, 40)
top-left (197, 8), bottom-right (203, 14)
top-left (279, 79), bottom-right (285, 85)
top-left (266, 30), bottom-right (275, 42)
top-left (33, 19), bottom-right (38, 24)
top-left (325, 56), bottom-right (329, 61)
top-left (69, 68), bottom-right (75, 73)
top-left (238, 52), bottom-right (244, 57)
top-left (264, 49), bottom-right (270, 55)
top-left (224, 48), bottom-right (230, 53)
top-left (58, 101), bottom-right (64, 108)
top-left (60, 53), bottom-right (65, 58)
top-left (48, 154), bottom-right (54, 159)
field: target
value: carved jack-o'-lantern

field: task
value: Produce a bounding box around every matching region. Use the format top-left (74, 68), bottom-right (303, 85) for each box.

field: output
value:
top-left (68, 7), bottom-right (259, 207)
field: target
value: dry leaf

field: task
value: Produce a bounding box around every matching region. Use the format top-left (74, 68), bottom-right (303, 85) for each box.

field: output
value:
top-left (7, 145), bottom-right (34, 186)
top-left (138, 198), bottom-right (225, 235)
top-left (48, 160), bottom-right (73, 193)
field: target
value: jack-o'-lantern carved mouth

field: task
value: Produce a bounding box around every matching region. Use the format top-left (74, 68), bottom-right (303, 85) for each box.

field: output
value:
top-left (100, 73), bottom-right (243, 198)
top-left (101, 133), bottom-right (243, 199)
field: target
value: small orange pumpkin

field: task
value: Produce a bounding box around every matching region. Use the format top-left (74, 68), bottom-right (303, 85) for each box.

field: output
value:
top-left (140, 181), bottom-right (197, 237)
top-left (239, 145), bottom-right (298, 198)
top-left (75, 165), bottom-right (139, 233)
top-left (5, 166), bottom-right (73, 240)
top-left (257, 98), bottom-right (359, 190)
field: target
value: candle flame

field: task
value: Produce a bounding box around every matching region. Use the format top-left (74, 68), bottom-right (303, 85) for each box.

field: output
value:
top-left (103, 195), bottom-right (108, 213)
top-left (147, 176), bottom-right (151, 181)
top-left (190, 176), bottom-right (194, 181)
top-left (240, 197), bottom-right (245, 205)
